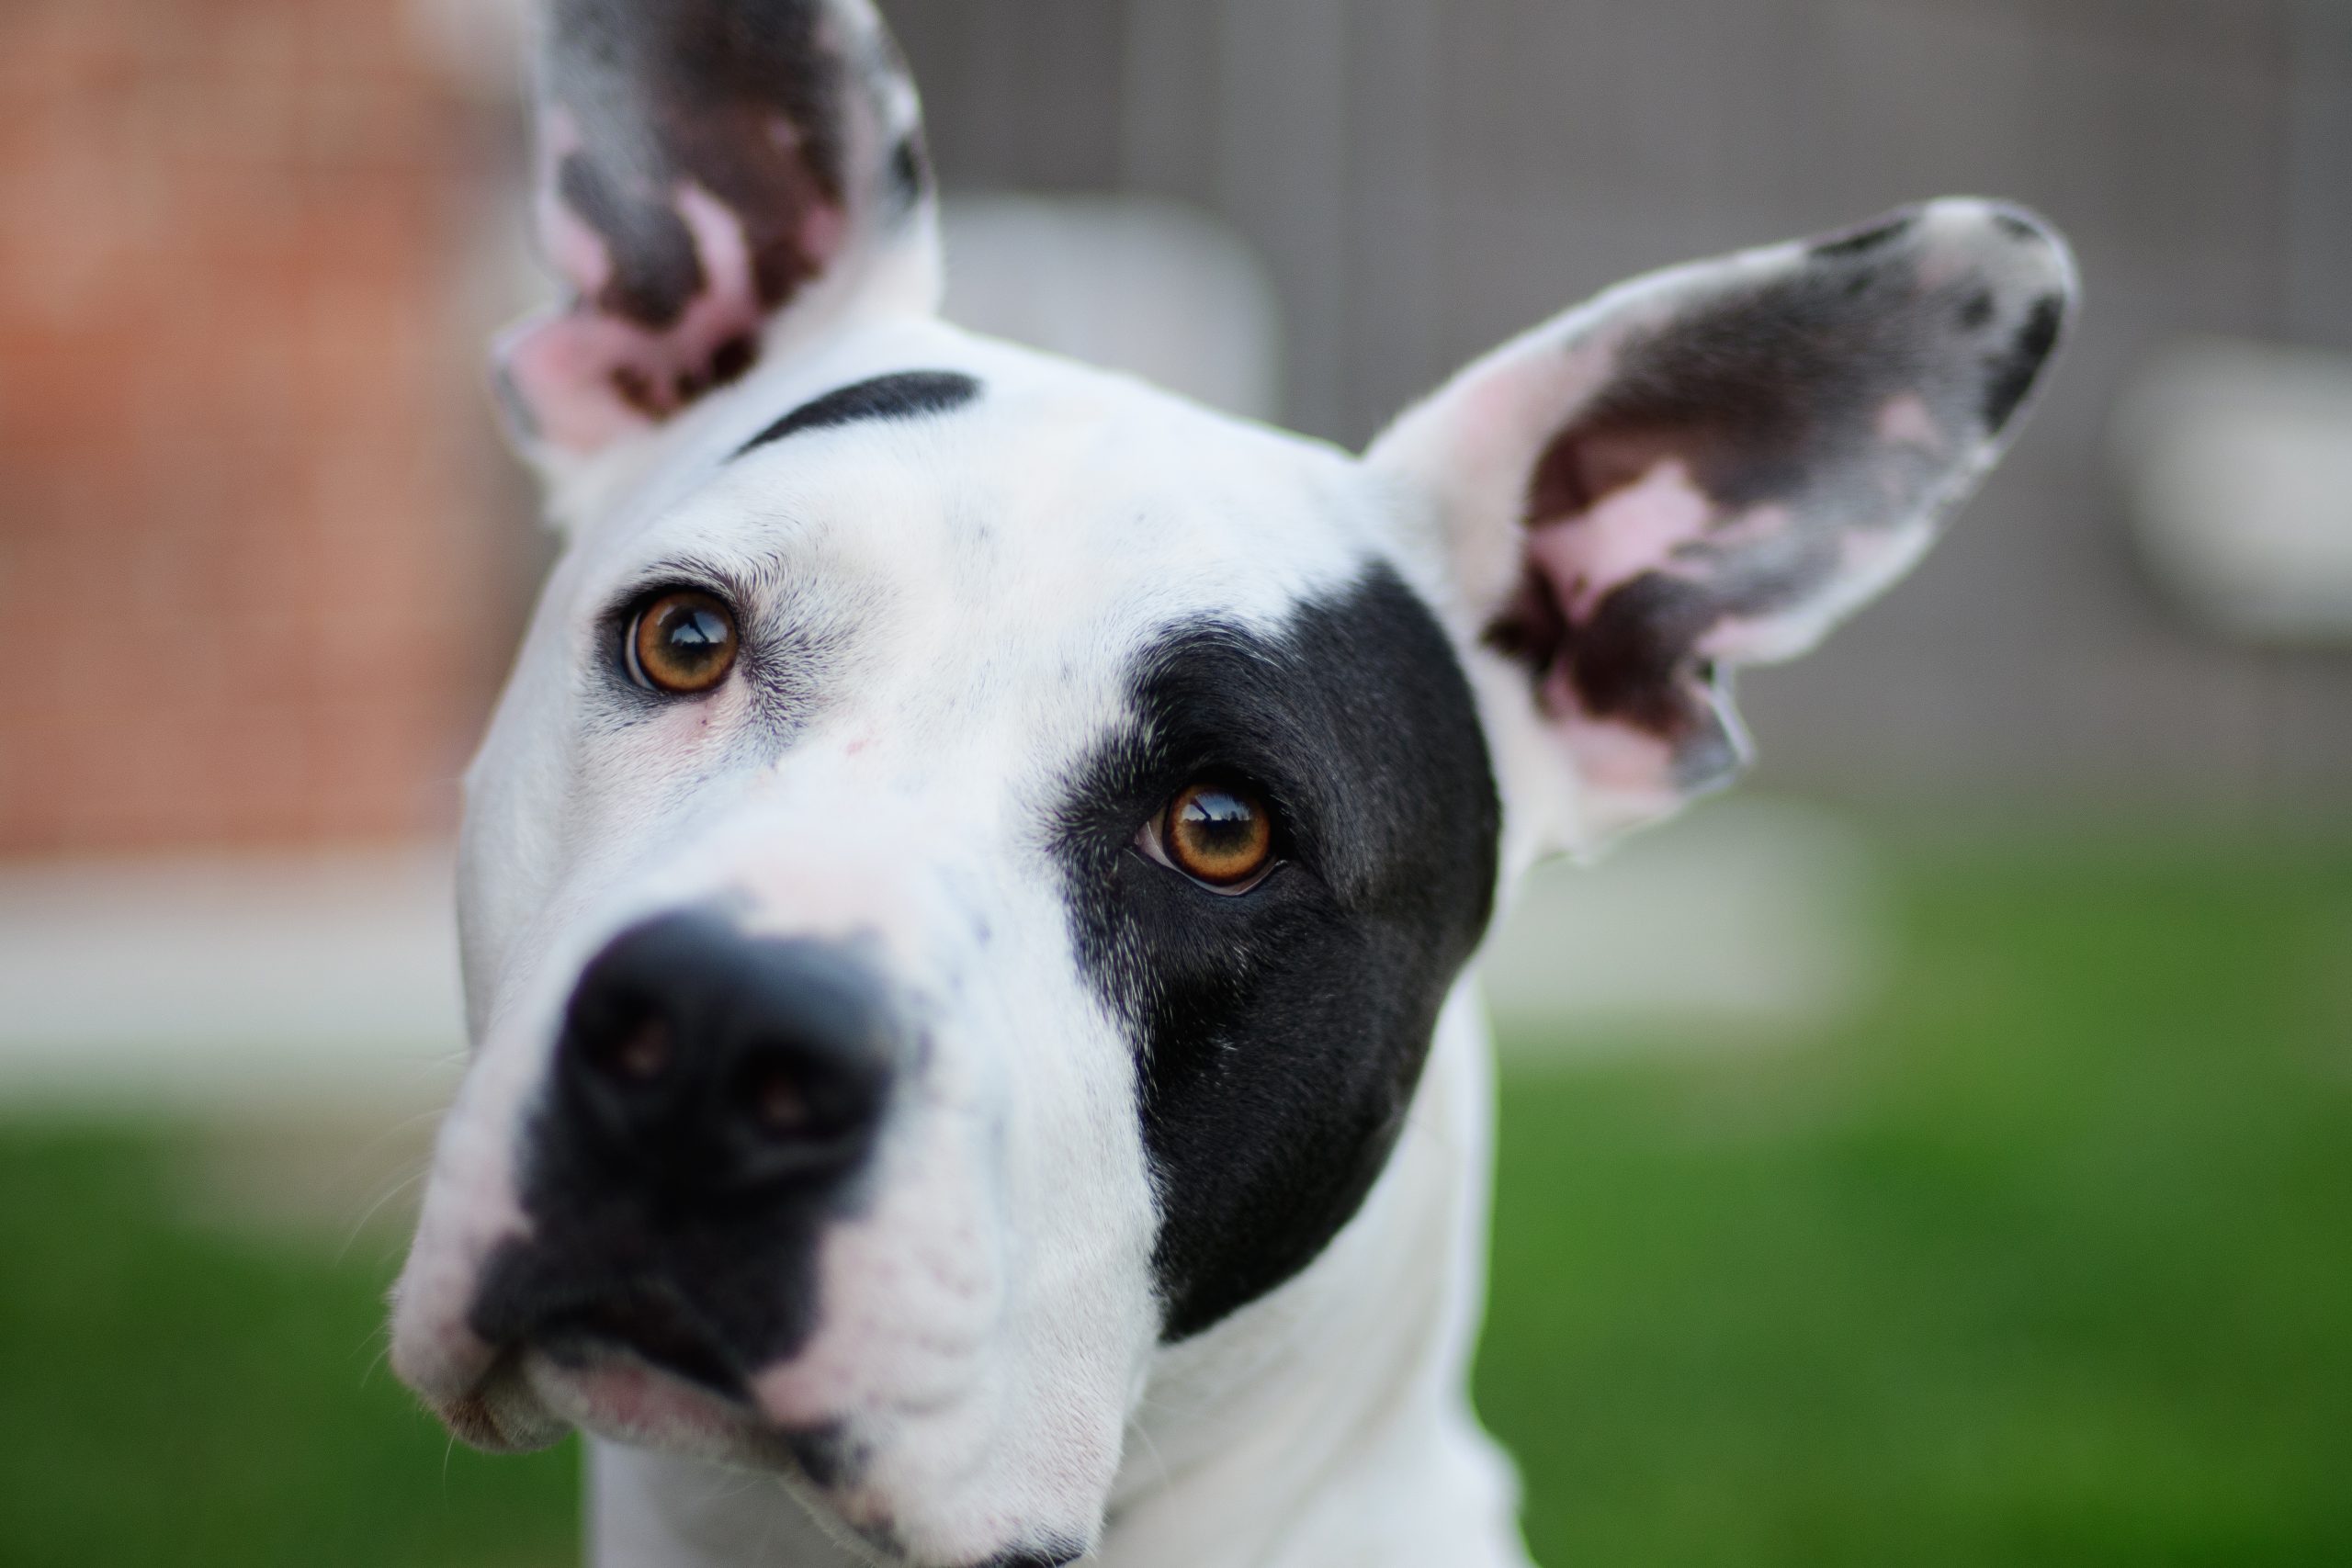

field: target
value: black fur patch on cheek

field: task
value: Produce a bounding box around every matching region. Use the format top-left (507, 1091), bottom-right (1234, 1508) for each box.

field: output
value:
top-left (735, 370), bottom-right (983, 457)
top-left (1982, 294), bottom-right (2067, 433)
top-left (1057, 566), bottom-right (1499, 1341)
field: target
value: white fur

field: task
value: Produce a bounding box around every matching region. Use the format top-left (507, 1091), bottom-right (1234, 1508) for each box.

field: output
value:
top-left (393, 150), bottom-right (2068, 1564)
top-left (396, 321), bottom-right (1508, 1562)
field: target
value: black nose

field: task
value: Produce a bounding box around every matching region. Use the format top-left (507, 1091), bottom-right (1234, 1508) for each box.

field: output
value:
top-left (554, 911), bottom-right (900, 1198)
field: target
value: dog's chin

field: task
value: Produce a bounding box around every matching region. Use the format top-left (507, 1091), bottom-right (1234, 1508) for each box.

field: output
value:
top-left (475, 1345), bottom-right (1091, 1568)
top-left (423, 1351), bottom-right (574, 1455)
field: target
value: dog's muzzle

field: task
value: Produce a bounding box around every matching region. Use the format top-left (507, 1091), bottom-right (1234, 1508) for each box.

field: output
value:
top-left (468, 911), bottom-right (905, 1405)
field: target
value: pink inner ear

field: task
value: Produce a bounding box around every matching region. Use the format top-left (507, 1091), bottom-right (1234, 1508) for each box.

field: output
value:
top-left (1510, 445), bottom-right (1749, 808)
top-left (502, 185), bottom-right (777, 453)
top-left (1526, 457), bottom-right (1718, 623)
top-left (1555, 716), bottom-right (1689, 818)
top-left (1422, 199), bottom-right (2075, 839)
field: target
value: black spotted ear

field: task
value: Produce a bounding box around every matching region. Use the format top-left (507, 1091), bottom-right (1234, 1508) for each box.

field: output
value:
top-left (499, 0), bottom-right (939, 456)
top-left (1370, 199), bottom-right (2075, 849)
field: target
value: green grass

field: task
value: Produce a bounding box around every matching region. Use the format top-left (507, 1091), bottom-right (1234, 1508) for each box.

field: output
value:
top-left (1, 836), bottom-right (2346, 1565)
top-left (1479, 837), bottom-right (2352, 1566)
top-left (0, 1131), bottom-right (581, 1568)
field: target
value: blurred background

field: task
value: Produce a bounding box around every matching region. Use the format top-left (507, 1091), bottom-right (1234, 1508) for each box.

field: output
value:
top-left (1, 1), bottom-right (2346, 1564)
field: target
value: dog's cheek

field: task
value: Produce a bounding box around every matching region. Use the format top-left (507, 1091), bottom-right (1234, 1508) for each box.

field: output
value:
top-left (390, 957), bottom-right (592, 1417)
top-left (390, 1087), bottom-right (537, 1405)
top-left (750, 1100), bottom-right (1005, 1432)
top-left (743, 970), bottom-right (1158, 1562)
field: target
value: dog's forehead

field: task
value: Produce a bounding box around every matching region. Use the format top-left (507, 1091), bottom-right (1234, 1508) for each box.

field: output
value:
top-left (583, 326), bottom-right (1398, 656)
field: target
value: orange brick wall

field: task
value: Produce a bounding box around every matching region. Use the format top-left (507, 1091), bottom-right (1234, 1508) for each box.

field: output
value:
top-left (0, 0), bottom-right (523, 855)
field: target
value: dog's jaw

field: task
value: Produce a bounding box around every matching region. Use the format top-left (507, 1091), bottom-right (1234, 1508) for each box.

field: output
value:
top-left (580, 981), bottom-right (1532, 1568)
top-left (390, 1031), bottom-right (542, 1438)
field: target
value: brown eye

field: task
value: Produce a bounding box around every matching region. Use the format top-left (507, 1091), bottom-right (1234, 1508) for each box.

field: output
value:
top-left (1162, 781), bottom-right (1276, 889)
top-left (627, 590), bottom-right (739, 695)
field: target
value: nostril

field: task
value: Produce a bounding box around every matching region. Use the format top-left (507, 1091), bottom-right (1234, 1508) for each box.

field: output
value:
top-left (557, 914), bottom-right (899, 1191)
top-left (730, 1044), bottom-right (882, 1154)
top-left (582, 1018), bottom-right (673, 1088)
top-left (740, 1052), bottom-right (818, 1138)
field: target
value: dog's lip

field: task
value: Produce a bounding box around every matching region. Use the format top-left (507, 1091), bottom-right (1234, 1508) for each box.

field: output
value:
top-left (425, 1349), bottom-right (572, 1454)
top-left (518, 1337), bottom-right (802, 1467)
top-left (527, 1292), bottom-right (744, 1394)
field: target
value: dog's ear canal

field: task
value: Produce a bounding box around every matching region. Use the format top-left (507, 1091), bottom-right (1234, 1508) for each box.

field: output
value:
top-left (1369, 199), bottom-right (2076, 850)
top-left (498, 0), bottom-right (941, 456)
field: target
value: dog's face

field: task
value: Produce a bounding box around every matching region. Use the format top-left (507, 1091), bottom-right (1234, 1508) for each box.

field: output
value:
top-left (390, 4), bottom-right (2074, 1564)
top-left (402, 331), bottom-right (1504, 1562)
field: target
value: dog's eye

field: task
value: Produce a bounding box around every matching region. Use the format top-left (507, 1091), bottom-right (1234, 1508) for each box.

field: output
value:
top-left (1153, 781), bottom-right (1278, 892)
top-left (625, 590), bottom-right (740, 695)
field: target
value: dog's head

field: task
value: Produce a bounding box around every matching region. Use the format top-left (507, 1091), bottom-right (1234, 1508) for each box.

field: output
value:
top-left (390, 3), bottom-right (2074, 1562)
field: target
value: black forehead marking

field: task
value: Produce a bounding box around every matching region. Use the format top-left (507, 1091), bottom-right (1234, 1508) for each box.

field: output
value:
top-left (1054, 564), bottom-right (1500, 1341)
top-left (733, 369), bottom-right (982, 458)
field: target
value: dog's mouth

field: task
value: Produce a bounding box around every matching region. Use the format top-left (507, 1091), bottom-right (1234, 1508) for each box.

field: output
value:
top-left (532, 1339), bottom-right (797, 1464)
top-left (439, 1329), bottom-right (814, 1479)
top-left (534, 1291), bottom-right (741, 1397)
top-left (438, 1283), bottom-right (808, 1471)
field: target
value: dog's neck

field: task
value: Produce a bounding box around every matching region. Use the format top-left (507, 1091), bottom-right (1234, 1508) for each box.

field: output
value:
top-left (588, 982), bottom-right (1530, 1568)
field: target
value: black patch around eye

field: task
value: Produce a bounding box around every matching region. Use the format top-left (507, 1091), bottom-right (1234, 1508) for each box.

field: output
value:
top-left (1056, 565), bottom-right (1499, 1341)
top-left (734, 370), bottom-right (983, 457)
top-left (1982, 294), bottom-right (2067, 433)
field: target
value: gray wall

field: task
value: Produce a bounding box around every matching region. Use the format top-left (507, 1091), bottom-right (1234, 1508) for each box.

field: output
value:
top-left (888, 0), bottom-right (2352, 817)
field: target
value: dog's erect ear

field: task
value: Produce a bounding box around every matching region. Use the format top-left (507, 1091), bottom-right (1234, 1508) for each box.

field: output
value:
top-left (1371, 200), bottom-right (2075, 850)
top-left (499, 0), bottom-right (940, 456)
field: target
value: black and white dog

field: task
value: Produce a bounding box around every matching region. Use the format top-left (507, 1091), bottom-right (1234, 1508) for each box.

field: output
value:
top-left (390, 3), bottom-right (2075, 1563)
